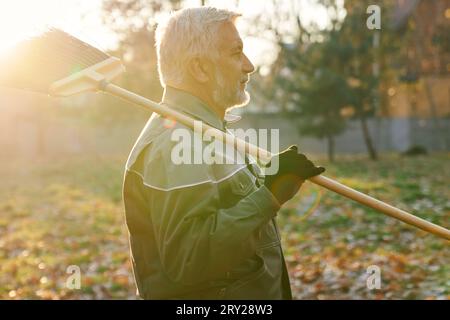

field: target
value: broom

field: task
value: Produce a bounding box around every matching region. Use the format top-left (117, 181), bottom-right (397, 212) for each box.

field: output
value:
top-left (0, 29), bottom-right (448, 241)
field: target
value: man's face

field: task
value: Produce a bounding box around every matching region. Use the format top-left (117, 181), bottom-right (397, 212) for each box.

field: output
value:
top-left (211, 21), bottom-right (255, 111)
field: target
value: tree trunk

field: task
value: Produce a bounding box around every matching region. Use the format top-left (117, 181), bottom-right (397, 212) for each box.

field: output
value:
top-left (326, 134), bottom-right (335, 163)
top-left (360, 114), bottom-right (378, 160)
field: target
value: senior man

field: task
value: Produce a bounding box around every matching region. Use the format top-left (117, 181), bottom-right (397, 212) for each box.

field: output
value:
top-left (123, 7), bottom-right (325, 300)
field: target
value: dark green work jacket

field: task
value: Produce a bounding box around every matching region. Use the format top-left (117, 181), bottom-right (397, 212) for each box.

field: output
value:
top-left (123, 86), bottom-right (292, 299)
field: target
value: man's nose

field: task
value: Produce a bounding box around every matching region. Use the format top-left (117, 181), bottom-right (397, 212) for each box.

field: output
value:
top-left (242, 53), bottom-right (255, 75)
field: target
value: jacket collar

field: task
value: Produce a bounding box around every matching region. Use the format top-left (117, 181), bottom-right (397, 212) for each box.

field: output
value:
top-left (161, 86), bottom-right (241, 130)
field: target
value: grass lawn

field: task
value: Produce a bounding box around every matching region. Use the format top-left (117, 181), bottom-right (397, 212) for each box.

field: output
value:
top-left (0, 153), bottom-right (448, 299)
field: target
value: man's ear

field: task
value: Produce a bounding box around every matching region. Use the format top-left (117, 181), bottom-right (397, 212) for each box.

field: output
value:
top-left (187, 57), bottom-right (213, 83)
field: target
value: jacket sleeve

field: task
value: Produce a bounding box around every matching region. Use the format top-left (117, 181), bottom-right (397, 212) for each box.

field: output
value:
top-left (146, 180), bottom-right (281, 286)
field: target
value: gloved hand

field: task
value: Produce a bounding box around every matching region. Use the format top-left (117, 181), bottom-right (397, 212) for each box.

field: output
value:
top-left (264, 145), bottom-right (325, 205)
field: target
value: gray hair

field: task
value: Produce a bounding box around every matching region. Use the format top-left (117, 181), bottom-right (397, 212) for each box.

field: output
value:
top-left (155, 7), bottom-right (241, 87)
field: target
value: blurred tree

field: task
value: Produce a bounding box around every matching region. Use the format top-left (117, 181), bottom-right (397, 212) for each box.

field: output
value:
top-left (250, 0), bottom-right (402, 161)
top-left (336, 0), bottom-right (400, 160)
top-left (99, 0), bottom-right (182, 125)
top-left (338, 0), bottom-right (381, 160)
top-left (248, 0), bottom-right (349, 161)
top-left (279, 33), bottom-right (351, 162)
top-left (107, 26), bottom-right (161, 100)
top-left (103, 0), bottom-right (181, 36)
top-left (102, 0), bottom-right (183, 98)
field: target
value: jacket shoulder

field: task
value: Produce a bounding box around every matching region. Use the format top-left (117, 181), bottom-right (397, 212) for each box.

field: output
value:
top-left (126, 119), bottom-right (248, 191)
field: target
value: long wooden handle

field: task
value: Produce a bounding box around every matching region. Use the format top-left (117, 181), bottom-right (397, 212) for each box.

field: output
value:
top-left (105, 83), bottom-right (450, 241)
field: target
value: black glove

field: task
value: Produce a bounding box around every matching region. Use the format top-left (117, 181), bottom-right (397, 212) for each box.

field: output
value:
top-left (264, 145), bottom-right (325, 205)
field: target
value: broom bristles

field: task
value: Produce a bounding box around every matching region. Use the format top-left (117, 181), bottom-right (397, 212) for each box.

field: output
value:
top-left (0, 28), bottom-right (110, 94)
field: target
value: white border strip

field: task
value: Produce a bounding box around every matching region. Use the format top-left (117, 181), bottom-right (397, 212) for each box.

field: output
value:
top-left (127, 164), bottom-right (254, 192)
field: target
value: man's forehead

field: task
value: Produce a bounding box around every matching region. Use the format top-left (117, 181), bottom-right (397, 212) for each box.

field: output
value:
top-left (217, 21), bottom-right (243, 50)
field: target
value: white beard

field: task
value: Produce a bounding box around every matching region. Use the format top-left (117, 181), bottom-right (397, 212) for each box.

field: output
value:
top-left (212, 68), bottom-right (250, 111)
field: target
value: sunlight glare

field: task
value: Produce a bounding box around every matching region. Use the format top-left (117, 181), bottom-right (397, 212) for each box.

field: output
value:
top-left (0, 0), bottom-right (59, 53)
